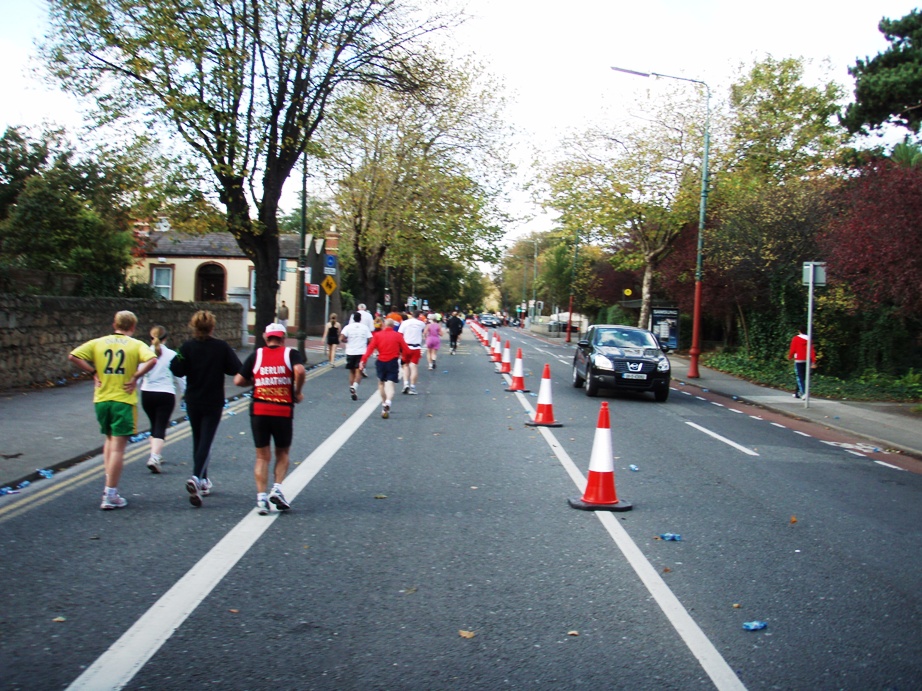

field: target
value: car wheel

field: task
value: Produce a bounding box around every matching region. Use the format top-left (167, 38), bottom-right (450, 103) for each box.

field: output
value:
top-left (572, 361), bottom-right (584, 388)
top-left (654, 386), bottom-right (669, 402)
top-left (584, 371), bottom-right (599, 397)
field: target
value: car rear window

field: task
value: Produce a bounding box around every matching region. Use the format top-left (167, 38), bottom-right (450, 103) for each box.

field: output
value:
top-left (595, 330), bottom-right (655, 348)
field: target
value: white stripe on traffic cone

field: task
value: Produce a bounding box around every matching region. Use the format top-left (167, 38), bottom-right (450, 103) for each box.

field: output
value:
top-left (568, 401), bottom-right (632, 511)
top-left (498, 341), bottom-right (511, 374)
top-left (506, 348), bottom-right (530, 392)
top-left (526, 363), bottom-right (562, 427)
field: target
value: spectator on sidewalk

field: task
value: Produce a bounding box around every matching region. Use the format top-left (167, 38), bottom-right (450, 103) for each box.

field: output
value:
top-left (68, 310), bottom-right (158, 510)
top-left (321, 313), bottom-right (340, 367)
top-left (140, 325), bottom-right (186, 474)
top-left (788, 325), bottom-right (817, 399)
top-left (170, 310), bottom-right (242, 507)
top-left (234, 323), bottom-right (305, 514)
top-left (277, 301), bottom-right (290, 331)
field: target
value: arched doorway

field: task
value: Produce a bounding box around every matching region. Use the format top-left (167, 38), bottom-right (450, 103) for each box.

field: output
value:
top-left (196, 263), bottom-right (226, 302)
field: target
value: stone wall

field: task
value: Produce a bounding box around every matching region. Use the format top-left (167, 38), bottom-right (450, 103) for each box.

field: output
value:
top-left (0, 296), bottom-right (243, 390)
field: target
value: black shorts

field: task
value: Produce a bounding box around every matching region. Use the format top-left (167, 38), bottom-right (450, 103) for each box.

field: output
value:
top-left (250, 415), bottom-right (293, 449)
top-left (345, 354), bottom-right (362, 370)
top-left (375, 358), bottom-right (400, 382)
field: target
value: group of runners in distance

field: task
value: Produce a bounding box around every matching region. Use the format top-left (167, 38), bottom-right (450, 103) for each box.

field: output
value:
top-left (68, 306), bottom-right (466, 514)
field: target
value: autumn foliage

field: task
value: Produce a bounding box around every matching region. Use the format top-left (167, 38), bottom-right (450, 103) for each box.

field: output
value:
top-left (820, 161), bottom-right (922, 316)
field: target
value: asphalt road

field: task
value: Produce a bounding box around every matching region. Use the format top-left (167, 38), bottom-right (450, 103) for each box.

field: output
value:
top-left (1, 330), bottom-right (920, 690)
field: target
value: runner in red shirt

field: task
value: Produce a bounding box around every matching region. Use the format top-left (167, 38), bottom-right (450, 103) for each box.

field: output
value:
top-left (360, 319), bottom-right (412, 419)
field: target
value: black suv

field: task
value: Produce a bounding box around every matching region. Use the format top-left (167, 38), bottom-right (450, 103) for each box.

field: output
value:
top-left (572, 325), bottom-right (672, 401)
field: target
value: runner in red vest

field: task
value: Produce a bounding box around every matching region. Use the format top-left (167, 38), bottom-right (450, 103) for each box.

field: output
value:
top-left (235, 323), bottom-right (306, 514)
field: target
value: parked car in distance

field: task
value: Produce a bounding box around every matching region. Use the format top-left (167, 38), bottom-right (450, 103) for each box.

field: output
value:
top-left (479, 314), bottom-right (501, 328)
top-left (571, 324), bottom-right (671, 401)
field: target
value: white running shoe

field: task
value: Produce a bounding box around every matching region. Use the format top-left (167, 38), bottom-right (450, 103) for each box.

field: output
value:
top-left (100, 493), bottom-right (127, 510)
top-left (268, 487), bottom-right (291, 511)
top-left (146, 455), bottom-right (162, 474)
top-left (200, 478), bottom-right (213, 496)
top-left (257, 498), bottom-right (270, 515)
top-left (186, 477), bottom-right (203, 507)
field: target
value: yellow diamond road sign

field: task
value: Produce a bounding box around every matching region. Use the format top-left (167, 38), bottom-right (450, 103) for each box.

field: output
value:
top-left (321, 275), bottom-right (337, 295)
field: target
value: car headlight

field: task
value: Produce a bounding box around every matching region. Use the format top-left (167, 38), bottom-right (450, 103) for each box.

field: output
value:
top-left (657, 357), bottom-right (671, 373)
top-left (593, 354), bottom-right (614, 371)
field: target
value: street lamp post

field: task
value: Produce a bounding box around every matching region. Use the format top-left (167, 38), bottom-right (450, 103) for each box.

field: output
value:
top-left (610, 66), bottom-right (710, 377)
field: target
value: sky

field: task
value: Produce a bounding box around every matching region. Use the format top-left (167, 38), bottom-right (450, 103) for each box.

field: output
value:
top-left (1, 0), bottom-right (918, 238)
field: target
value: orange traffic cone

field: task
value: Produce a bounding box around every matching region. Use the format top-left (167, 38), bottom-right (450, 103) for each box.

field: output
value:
top-left (506, 348), bottom-right (530, 392)
top-left (491, 333), bottom-right (502, 362)
top-left (568, 402), bottom-right (632, 512)
top-left (526, 364), bottom-right (562, 427)
top-left (499, 341), bottom-right (512, 373)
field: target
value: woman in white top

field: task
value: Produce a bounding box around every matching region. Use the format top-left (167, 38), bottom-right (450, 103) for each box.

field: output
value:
top-left (140, 325), bottom-right (186, 473)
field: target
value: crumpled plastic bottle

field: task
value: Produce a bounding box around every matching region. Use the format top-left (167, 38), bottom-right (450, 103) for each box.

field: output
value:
top-left (629, 464), bottom-right (639, 472)
top-left (17, 480), bottom-right (30, 489)
top-left (37, 469), bottom-right (54, 479)
top-left (743, 621), bottom-right (768, 631)
top-left (660, 533), bottom-right (682, 541)
top-left (0, 486), bottom-right (12, 495)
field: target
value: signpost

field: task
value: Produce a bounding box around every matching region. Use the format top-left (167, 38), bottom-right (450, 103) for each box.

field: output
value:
top-left (802, 262), bottom-right (826, 408)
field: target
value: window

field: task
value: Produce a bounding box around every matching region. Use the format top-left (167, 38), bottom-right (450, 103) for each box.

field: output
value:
top-left (151, 265), bottom-right (173, 299)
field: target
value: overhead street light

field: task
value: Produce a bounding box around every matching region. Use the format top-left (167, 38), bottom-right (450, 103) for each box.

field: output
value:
top-left (610, 66), bottom-right (711, 378)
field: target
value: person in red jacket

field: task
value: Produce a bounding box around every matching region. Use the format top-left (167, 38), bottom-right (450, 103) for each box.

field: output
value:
top-left (787, 325), bottom-right (817, 399)
top-left (360, 318), bottom-right (412, 419)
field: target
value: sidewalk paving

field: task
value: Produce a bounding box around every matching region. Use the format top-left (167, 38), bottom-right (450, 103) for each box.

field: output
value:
top-left (0, 339), bottom-right (919, 494)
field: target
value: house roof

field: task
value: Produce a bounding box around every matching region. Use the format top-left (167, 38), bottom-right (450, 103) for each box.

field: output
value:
top-left (145, 232), bottom-right (302, 259)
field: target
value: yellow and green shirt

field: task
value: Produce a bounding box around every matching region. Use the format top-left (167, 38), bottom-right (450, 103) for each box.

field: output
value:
top-left (70, 334), bottom-right (157, 404)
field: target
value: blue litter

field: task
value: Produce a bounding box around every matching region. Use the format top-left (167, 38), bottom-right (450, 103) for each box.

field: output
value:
top-left (529, 392), bottom-right (538, 397)
top-left (0, 486), bottom-right (12, 495)
top-left (37, 469), bottom-right (54, 479)
top-left (170, 420), bottom-right (178, 426)
top-left (743, 621), bottom-right (768, 631)
top-left (227, 410), bottom-right (237, 416)
top-left (659, 533), bottom-right (682, 541)
top-left (56, 378), bottom-right (67, 386)
top-left (629, 464), bottom-right (639, 472)
top-left (17, 480), bottom-right (30, 489)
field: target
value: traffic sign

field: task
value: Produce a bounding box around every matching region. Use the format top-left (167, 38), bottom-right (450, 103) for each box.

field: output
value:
top-left (321, 275), bottom-right (337, 295)
top-left (307, 283), bottom-right (320, 297)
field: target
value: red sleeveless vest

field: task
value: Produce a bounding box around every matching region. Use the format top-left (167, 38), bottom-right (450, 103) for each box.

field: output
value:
top-left (251, 346), bottom-right (294, 417)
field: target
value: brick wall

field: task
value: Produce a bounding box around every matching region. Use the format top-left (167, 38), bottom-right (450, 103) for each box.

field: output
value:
top-left (0, 296), bottom-right (243, 390)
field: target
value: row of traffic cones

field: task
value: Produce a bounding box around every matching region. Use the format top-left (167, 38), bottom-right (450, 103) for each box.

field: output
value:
top-left (468, 322), bottom-right (631, 512)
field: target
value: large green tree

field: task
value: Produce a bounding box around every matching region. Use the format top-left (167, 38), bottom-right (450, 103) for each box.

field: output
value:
top-left (319, 72), bottom-right (509, 308)
top-left (543, 87), bottom-right (705, 329)
top-left (44, 0), bottom-right (454, 342)
top-left (842, 9), bottom-right (922, 134)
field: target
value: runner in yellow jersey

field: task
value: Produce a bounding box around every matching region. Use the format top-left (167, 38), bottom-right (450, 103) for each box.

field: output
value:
top-left (69, 310), bottom-right (158, 510)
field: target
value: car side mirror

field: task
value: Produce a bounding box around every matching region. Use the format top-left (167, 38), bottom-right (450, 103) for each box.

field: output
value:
top-left (660, 343), bottom-right (671, 353)
top-left (577, 339), bottom-right (590, 348)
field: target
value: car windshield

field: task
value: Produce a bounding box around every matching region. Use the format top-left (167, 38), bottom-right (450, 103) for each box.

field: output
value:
top-left (595, 329), bottom-right (656, 348)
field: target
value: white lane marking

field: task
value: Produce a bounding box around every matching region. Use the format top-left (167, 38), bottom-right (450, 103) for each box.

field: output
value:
top-left (848, 450), bottom-right (866, 457)
top-left (770, 422), bottom-right (787, 428)
top-left (685, 421), bottom-right (760, 456)
top-left (749, 415), bottom-right (763, 420)
top-left (696, 396), bottom-right (707, 401)
top-left (67, 394), bottom-right (380, 691)
top-left (711, 402), bottom-right (725, 407)
top-left (875, 460), bottom-right (906, 470)
top-left (510, 393), bottom-right (746, 690)
top-left (728, 408), bottom-right (744, 414)
top-left (794, 430), bottom-right (812, 437)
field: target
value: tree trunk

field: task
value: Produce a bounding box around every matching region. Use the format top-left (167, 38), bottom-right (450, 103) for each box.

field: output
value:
top-left (222, 177), bottom-right (280, 349)
top-left (638, 261), bottom-right (654, 330)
